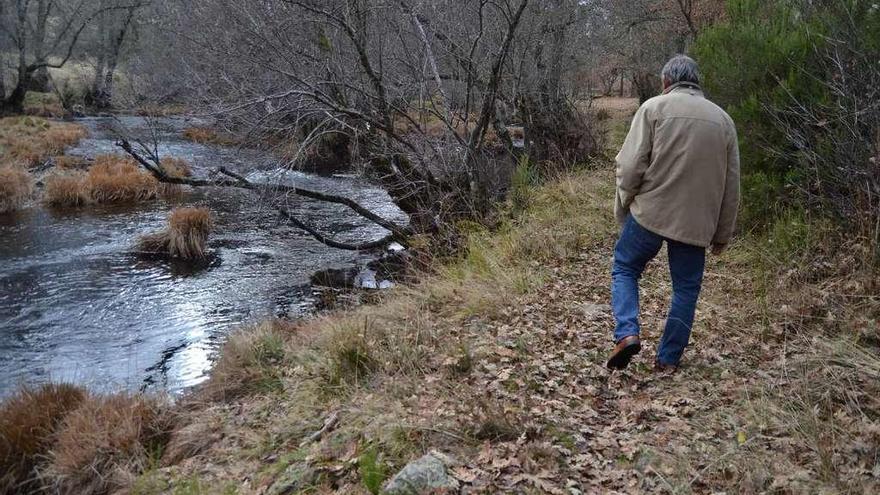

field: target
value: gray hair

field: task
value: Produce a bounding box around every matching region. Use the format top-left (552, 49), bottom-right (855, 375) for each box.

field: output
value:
top-left (661, 55), bottom-right (701, 86)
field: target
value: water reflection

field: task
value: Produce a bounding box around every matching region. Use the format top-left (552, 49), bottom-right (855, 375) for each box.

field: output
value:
top-left (0, 116), bottom-right (406, 397)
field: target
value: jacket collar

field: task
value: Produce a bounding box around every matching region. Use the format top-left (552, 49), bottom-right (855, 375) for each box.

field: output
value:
top-left (663, 81), bottom-right (704, 96)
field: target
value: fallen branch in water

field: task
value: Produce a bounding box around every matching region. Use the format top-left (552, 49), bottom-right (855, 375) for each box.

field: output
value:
top-left (115, 138), bottom-right (410, 251)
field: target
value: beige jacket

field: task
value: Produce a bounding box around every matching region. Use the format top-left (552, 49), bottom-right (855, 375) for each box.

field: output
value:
top-left (615, 82), bottom-right (740, 248)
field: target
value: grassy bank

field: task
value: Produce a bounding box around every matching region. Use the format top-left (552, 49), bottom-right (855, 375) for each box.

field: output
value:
top-left (130, 159), bottom-right (874, 494)
top-left (0, 116), bottom-right (86, 168)
top-left (2, 100), bottom-right (877, 494)
top-left (0, 114), bottom-right (192, 211)
top-left (0, 116), bottom-right (87, 213)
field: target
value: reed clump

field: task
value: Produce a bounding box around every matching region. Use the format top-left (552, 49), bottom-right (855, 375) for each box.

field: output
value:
top-left (0, 165), bottom-right (34, 213)
top-left (44, 155), bottom-right (195, 208)
top-left (85, 155), bottom-right (159, 203)
top-left (0, 383), bottom-right (87, 493)
top-left (181, 126), bottom-right (236, 146)
top-left (157, 157), bottom-right (193, 197)
top-left (44, 172), bottom-right (88, 207)
top-left (41, 393), bottom-right (174, 495)
top-left (201, 320), bottom-right (293, 400)
top-left (160, 157), bottom-right (192, 178)
top-left (0, 116), bottom-right (86, 167)
top-left (137, 207), bottom-right (212, 260)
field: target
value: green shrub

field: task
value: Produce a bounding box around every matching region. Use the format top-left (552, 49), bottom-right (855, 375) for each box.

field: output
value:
top-left (764, 209), bottom-right (833, 261)
top-left (510, 156), bottom-right (538, 214)
top-left (694, 0), bottom-right (880, 246)
top-left (358, 446), bottom-right (387, 495)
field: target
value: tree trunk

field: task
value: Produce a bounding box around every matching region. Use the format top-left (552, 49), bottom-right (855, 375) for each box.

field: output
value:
top-left (90, 1), bottom-right (109, 107)
top-left (632, 71), bottom-right (660, 104)
top-left (3, 34), bottom-right (31, 114)
top-left (96, 7), bottom-right (136, 109)
top-left (0, 56), bottom-right (6, 101)
top-left (28, 0), bottom-right (52, 93)
top-left (2, 78), bottom-right (29, 115)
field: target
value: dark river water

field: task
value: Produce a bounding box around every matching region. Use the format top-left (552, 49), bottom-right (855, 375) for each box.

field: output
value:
top-left (0, 116), bottom-right (405, 397)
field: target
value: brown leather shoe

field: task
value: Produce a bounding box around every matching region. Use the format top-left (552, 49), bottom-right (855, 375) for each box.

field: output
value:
top-left (654, 362), bottom-right (679, 373)
top-left (606, 336), bottom-right (641, 370)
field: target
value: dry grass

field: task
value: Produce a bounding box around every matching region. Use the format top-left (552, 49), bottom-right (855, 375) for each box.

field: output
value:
top-left (181, 127), bottom-right (236, 146)
top-left (160, 157), bottom-right (192, 178)
top-left (157, 157), bottom-right (193, 197)
top-left (41, 393), bottom-right (174, 495)
top-left (200, 320), bottom-right (294, 401)
top-left (44, 171), bottom-right (88, 207)
top-left (0, 165), bottom-right (34, 213)
top-left (135, 103), bottom-right (190, 117)
top-left (44, 155), bottom-right (190, 208)
top-left (53, 155), bottom-right (88, 170)
top-left (394, 115), bottom-right (503, 146)
top-left (0, 383), bottom-right (87, 494)
top-left (23, 91), bottom-right (65, 118)
top-left (137, 207), bottom-right (212, 260)
top-left (85, 155), bottom-right (159, 203)
top-left (0, 116), bottom-right (86, 168)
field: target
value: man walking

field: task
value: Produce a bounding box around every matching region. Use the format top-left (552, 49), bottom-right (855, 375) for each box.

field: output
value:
top-left (607, 55), bottom-right (740, 371)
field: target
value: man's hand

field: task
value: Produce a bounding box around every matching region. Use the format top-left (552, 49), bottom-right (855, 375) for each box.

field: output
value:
top-left (711, 243), bottom-right (728, 255)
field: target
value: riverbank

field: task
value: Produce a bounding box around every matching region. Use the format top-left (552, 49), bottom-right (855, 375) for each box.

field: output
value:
top-left (3, 100), bottom-right (878, 494)
top-left (0, 114), bottom-right (406, 399)
top-left (140, 99), bottom-right (878, 493)
top-left (132, 166), bottom-right (875, 494)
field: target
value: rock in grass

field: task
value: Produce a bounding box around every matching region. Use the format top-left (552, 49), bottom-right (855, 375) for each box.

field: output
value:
top-left (383, 451), bottom-right (459, 495)
top-left (266, 464), bottom-right (319, 495)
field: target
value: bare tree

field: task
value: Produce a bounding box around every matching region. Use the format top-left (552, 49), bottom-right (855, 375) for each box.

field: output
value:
top-left (0, 0), bottom-right (129, 114)
top-left (110, 0), bottom-right (606, 251)
top-left (88, 1), bottom-right (142, 108)
top-left (597, 0), bottom-right (724, 103)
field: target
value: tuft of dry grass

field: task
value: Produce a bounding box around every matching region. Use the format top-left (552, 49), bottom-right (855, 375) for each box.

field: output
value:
top-left (0, 165), bottom-right (34, 213)
top-left (85, 155), bottom-right (159, 204)
top-left (181, 127), bottom-right (236, 146)
top-left (44, 155), bottom-right (190, 208)
top-left (44, 171), bottom-right (88, 207)
top-left (53, 155), bottom-right (88, 170)
top-left (200, 320), bottom-right (293, 401)
top-left (137, 207), bottom-right (212, 260)
top-left (42, 393), bottom-right (174, 495)
top-left (160, 157), bottom-right (192, 178)
top-left (167, 207), bottom-right (212, 259)
top-left (23, 91), bottom-right (65, 118)
top-left (0, 116), bottom-right (86, 168)
top-left (157, 157), bottom-right (193, 197)
top-left (0, 383), bottom-right (87, 494)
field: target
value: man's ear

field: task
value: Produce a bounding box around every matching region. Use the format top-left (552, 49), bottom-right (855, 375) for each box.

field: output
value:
top-left (661, 77), bottom-right (670, 91)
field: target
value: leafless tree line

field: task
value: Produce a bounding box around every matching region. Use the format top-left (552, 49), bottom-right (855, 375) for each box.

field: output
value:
top-left (0, 0), bottom-right (723, 251)
top-left (592, 0), bottom-right (723, 102)
top-left (108, 0), bottom-right (608, 250)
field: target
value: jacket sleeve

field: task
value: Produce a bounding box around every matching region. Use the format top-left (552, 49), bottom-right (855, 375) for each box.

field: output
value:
top-left (614, 105), bottom-right (653, 224)
top-left (712, 123), bottom-right (741, 245)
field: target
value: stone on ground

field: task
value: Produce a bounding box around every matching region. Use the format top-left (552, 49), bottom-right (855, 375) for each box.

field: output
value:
top-left (383, 451), bottom-right (459, 495)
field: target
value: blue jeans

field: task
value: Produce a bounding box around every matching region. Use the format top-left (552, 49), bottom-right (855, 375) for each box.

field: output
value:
top-left (611, 215), bottom-right (706, 366)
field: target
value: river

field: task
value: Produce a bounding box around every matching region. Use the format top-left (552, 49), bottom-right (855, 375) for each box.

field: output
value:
top-left (0, 116), bottom-right (406, 397)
